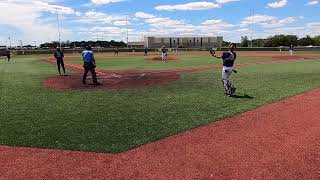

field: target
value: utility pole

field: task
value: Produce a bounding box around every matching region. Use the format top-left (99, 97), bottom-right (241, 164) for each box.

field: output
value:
top-left (250, 9), bottom-right (255, 47)
top-left (19, 40), bottom-right (24, 55)
top-left (56, 8), bottom-right (62, 49)
top-left (126, 15), bottom-right (129, 48)
top-left (8, 37), bottom-right (11, 49)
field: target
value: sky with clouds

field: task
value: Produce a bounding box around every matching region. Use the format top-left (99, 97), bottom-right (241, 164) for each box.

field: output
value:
top-left (0, 0), bottom-right (319, 46)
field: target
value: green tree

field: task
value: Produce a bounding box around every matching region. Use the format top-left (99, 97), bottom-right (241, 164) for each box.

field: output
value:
top-left (252, 39), bottom-right (266, 47)
top-left (313, 35), bottom-right (320, 46)
top-left (298, 35), bottom-right (315, 46)
top-left (241, 36), bottom-right (250, 47)
top-left (264, 35), bottom-right (298, 47)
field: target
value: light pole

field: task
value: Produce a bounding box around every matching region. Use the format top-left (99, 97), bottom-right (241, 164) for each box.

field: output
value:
top-left (56, 8), bottom-right (62, 49)
top-left (8, 37), bottom-right (11, 49)
top-left (126, 15), bottom-right (129, 48)
top-left (34, 41), bottom-right (37, 49)
top-left (250, 9), bottom-right (255, 47)
top-left (19, 40), bottom-right (24, 55)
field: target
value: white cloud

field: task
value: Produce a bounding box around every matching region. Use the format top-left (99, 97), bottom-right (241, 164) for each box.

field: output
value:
top-left (74, 26), bottom-right (132, 41)
top-left (216, 0), bottom-right (240, 4)
top-left (77, 11), bottom-right (128, 24)
top-left (155, 2), bottom-right (220, 11)
top-left (267, 0), bottom-right (288, 8)
top-left (146, 18), bottom-right (189, 28)
top-left (306, 1), bottom-right (319, 5)
top-left (91, 0), bottom-right (126, 5)
top-left (132, 12), bottom-right (237, 42)
top-left (135, 12), bottom-right (156, 19)
top-left (242, 14), bottom-right (277, 25)
top-left (34, 1), bottom-right (80, 15)
top-left (241, 14), bottom-right (302, 28)
top-left (201, 19), bottom-right (234, 27)
top-left (264, 24), bottom-right (320, 38)
top-left (155, 0), bottom-right (241, 11)
top-left (0, 0), bottom-right (74, 45)
top-left (113, 20), bottom-right (130, 26)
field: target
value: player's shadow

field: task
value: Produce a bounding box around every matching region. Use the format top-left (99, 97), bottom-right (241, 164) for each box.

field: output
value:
top-left (229, 94), bottom-right (254, 99)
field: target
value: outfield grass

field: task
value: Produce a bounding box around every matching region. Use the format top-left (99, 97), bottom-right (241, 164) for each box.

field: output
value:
top-left (67, 56), bottom-right (274, 70)
top-left (1, 55), bottom-right (320, 153)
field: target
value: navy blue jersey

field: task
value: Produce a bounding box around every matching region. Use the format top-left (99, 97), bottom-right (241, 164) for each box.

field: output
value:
top-left (54, 51), bottom-right (64, 59)
top-left (161, 48), bottom-right (167, 53)
top-left (221, 51), bottom-right (236, 67)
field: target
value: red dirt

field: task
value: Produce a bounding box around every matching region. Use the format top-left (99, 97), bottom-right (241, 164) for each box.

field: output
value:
top-left (41, 58), bottom-right (181, 90)
top-left (1, 89), bottom-right (320, 179)
top-left (144, 56), bottom-right (180, 61)
top-left (43, 72), bottom-right (180, 90)
top-left (41, 53), bottom-right (320, 90)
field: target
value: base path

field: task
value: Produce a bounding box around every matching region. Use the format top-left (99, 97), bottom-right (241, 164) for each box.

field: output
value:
top-left (1, 89), bottom-right (320, 179)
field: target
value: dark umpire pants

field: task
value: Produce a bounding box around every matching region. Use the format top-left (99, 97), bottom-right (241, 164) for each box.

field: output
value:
top-left (83, 62), bottom-right (97, 83)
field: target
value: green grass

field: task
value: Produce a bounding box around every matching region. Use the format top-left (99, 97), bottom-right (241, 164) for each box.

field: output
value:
top-left (67, 55), bottom-right (274, 70)
top-left (1, 54), bottom-right (320, 153)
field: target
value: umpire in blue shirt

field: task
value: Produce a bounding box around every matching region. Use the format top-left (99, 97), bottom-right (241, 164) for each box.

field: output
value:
top-left (82, 46), bottom-right (100, 85)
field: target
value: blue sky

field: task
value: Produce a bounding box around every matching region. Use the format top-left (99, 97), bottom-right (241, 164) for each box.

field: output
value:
top-left (0, 0), bottom-right (319, 46)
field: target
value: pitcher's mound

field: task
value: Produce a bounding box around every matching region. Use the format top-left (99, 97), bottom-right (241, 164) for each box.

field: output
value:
top-left (43, 72), bottom-right (180, 90)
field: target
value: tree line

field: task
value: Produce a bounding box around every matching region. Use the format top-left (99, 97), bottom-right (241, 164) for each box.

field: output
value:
top-left (39, 40), bottom-right (127, 49)
top-left (240, 35), bottom-right (320, 47)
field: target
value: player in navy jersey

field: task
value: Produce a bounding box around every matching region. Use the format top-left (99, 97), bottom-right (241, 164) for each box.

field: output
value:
top-left (54, 48), bottom-right (65, 75)
top-left (6, 49), bottom-right (11, 62)
top-left (211, 43), bottom-right (237, 96)
top-left (114, 47), bottom-right (119, 56)
top-left (161, 46), bottom-right (167, 61)
top-left (144, 47), bottom-right (148, 56)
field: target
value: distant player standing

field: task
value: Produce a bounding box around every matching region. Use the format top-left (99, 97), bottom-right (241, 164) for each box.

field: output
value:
top-left (114, 47), bottom-right (119, 56)
top-left (6, 49), bottom-right (11, 62)
top-left (161, 46), bottom-right (168, 61)
top-left (54, 48), bottom-right (66, 75)
top-left (211, 43), bottom-right (237, 96)
top-left (144, 46), bottom-right (148, 56)
top-left (82, 46), bottom-right (100, 85)
top-left (289, 45), bottom-right (293, 56)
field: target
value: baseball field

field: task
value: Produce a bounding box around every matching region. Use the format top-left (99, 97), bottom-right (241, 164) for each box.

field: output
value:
top-left (1, 51), bottom-right (320, 178)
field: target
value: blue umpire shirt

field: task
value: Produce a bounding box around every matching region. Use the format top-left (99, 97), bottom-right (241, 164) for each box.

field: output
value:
top-left (82, 50), bottom-right (94, 63)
